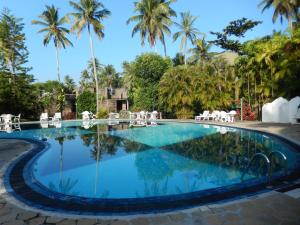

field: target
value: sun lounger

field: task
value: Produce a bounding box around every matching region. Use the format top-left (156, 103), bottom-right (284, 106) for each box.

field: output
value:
top-left (195, 110), bottom-right (210, 121)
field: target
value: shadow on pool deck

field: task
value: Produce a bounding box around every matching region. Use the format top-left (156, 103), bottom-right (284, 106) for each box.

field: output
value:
top-left (0, 122), bottom-right (300, 225)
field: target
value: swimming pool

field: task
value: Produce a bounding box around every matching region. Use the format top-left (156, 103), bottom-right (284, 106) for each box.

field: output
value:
top-left (2, 121), bottom-right (300, 214)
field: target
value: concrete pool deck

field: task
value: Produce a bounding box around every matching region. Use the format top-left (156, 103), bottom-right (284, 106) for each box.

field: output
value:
top-left (0, 121), bottom-right (300, 225)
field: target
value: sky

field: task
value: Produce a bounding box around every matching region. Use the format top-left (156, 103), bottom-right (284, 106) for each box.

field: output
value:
top-left (0, 0), bottom-right (288, 84)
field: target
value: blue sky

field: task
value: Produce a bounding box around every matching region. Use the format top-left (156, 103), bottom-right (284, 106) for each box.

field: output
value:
top-left (1, 0), bottom-right (288, 83)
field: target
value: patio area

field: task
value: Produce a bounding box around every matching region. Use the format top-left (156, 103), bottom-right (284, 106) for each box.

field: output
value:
top-left (0, 121), bottom-right (300, 225)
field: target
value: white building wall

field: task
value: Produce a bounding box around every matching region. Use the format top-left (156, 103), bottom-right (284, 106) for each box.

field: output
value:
top-left (289, 97), bottom-right (300, 123)
top-left (262, 103), bottom-right (273, 122)
top-left (262, 96), bottom-right (300, 123)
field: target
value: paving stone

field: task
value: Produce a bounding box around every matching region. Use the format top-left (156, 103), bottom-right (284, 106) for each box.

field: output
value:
top-left (0, 207), bottom-right (11, 216)
top-left (110, 220), bottom-right (130, 225)
top-left (0, 202), bottom-right (5, 209)
top-left (222, 213), bottom-right (241, 225)
top-left (130, 217), bottom-right (150, 225)
top-left (192, 216), bottom-right (205, 225)
top-left (2, 220), bottom-right (26, 225)
top-left (202, 214), bottom-right (223, 225)
top-left (254, 213), bottom-right (281, 225)
top-left (45, 216), bottom-right (64, 224)
top-left (76, 218), bottom-right (98, 225)
top-left (149, 215), bottom-right (170, 225)
top-left (0, 212), bottom-right (17, 223)
top-left (56, 219), bottom-right (77, 225)
top-left (168, 213), bottom-right (187, 222)
top-left (27, 216), bottom-right (46, 225)
top-left (95, 220), bottom-right (115, 225)
top-left (16, 211), bottom-right (38, 221)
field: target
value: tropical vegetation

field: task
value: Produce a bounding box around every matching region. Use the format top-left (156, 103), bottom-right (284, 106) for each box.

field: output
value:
top-left (0, 0), bottom-right (299, 121)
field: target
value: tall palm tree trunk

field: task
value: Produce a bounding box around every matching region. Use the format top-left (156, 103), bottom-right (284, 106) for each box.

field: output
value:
top-left (184, 39), bottom-right (187, 65)
top-left (88, 26), bottom-right (100, 115)
top-left (55, 45), bottom-right (61, 82)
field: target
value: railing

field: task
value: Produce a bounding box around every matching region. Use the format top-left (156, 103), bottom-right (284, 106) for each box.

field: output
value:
top-left (268, 150), bottom-right (288, 175)
top-left (241, 151), bottom-right (287, 182)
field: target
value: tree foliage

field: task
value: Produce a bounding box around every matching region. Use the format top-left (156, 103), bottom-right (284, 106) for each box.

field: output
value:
top-left (0, 9), bottom-right (30, 76)
top-left (0, 9), bottom-right (38, 119)
top-left (259, 0), bottom-right (299, 29)
top-left (127, 0), bottom-right (177, 55)
top-left (123, 53), bottom-right (172, 111)
top-left (210, 18), bottom-right (262, 54)
top-left (32, 5), bottom-right (72, 82)
top-left (76, 91), bottom-right (96, 116)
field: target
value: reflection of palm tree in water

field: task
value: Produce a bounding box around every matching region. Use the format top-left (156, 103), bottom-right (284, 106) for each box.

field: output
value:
top-left (55, 136), bottom-right (65, 185)
top-left (92, 124), bottom-right (120, 197)
top-left (136, 177), bottom-right (169, 198)
top-left (48, 178), bottom-right (78, 195)
top-left (176, 172), bottom-right (198, 194)
top-left (94, 124), bottom-right (101, 197)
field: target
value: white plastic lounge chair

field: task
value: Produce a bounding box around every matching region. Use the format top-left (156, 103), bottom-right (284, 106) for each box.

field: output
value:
top-left (208, 111), bottom-right (220, 121)
top-left (40, 113), bottom-right (48, 122)
top-left (219, 111), bottom-right (229, 122)
top-left (195, 110), bottom-right (210, 121)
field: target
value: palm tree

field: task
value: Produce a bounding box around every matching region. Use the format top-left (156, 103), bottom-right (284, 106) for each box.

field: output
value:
top-left (259, 0), bottom-right (299, 29)
top-left (173, 11), bottom-right (201, 65)
top-left (188, 38), bottom-right (212, 64)
top-left (69, 0), bottom-right (111, 115)
top-left (127, 0), bottom-right (176, 56)
top-left (32, 5), bottom-right (72, 82)
top-left (64, 75), bottom-right (76, 93)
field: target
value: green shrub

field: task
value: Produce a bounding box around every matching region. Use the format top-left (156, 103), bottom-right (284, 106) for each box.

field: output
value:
top-left (76, 91), bottom-right (96, 117)
top-left (97, 108), bottom-right (108, 119)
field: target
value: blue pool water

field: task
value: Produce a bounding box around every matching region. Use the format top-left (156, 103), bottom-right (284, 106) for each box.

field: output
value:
top-left (2, 121), bottom-right (300, 201)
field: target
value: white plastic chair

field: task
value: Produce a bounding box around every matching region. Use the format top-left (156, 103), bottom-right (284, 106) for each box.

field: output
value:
top-left (140, 111), bottom-right (146, 120)
top-left (89, 112), bottom-right (96, 120)
top-left (40, 113), bottom-right (48, 122)
top-left (81, 111), bottom-right (90, 120)
top-left (50, 112), bottom-right (62, 122)
top-left (149, 111), bottom-right (158, 120)
top-left (228, 110), bottom-right (237, 123)
top-left (13, 114), bottom-right (21, 123)
top-left (3, 114), bottom-right (12, 124)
